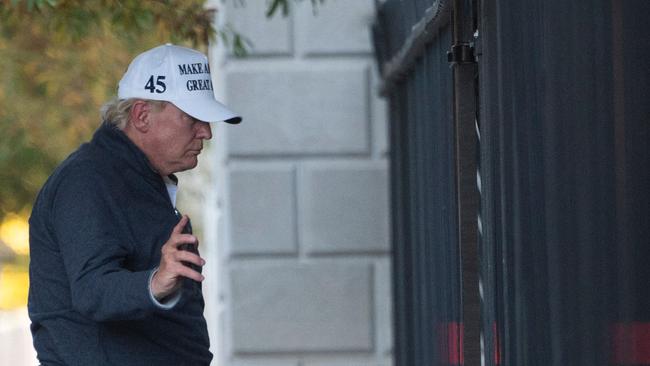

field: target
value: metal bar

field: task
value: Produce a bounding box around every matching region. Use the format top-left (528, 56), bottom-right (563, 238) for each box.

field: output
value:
top-left (611, 0), bottom-right (633, 326)
top-left (379, 0), bottom-right (450, 96)
top-left (451, 0), bottom-right (480, 365)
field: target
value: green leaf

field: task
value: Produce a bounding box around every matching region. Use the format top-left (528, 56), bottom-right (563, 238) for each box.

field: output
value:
top-left (232, 32), bottom-right (253, 58)
top-left (266, 0), bottom-right (289, 18)
top-left (134, 9), bottom-right (154, 30)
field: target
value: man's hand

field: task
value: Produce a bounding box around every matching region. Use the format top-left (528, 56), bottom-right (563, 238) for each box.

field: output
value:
top-left (151, 215), bottom-right (205, 300)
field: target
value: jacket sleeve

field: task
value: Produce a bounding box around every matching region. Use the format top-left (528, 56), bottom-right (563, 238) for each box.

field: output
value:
top-left (51, 168), bottom-right (167, 321)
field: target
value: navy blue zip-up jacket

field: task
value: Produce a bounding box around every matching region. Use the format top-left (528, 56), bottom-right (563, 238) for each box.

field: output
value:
top-left (28, 122), bottom-right (212, 365)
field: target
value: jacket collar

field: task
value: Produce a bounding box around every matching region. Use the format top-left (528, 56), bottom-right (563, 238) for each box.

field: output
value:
top-left (91, 122), bottom-right (168, 184)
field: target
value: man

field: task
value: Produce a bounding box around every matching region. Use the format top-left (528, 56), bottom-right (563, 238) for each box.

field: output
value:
top-left (28, 44), bottom-right (241, 365)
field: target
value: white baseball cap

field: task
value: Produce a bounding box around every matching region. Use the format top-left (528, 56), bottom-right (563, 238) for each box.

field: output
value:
top-left (118, 44), bottom-right (241, 124)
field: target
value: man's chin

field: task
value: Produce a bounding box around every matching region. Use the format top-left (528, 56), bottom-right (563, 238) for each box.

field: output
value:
top-left (172, 158), bottom-right (199, 174)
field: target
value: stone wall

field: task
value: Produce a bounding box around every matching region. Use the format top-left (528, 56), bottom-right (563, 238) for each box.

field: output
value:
top-left (205, 1), bottom-right (392, 365)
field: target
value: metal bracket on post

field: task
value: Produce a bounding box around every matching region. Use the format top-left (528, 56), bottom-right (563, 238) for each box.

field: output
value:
top-left (447, 43), bottom-right (476, 64)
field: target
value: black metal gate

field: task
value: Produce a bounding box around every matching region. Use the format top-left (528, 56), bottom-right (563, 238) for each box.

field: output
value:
top-left (374, 1), bottom-right (650, 365)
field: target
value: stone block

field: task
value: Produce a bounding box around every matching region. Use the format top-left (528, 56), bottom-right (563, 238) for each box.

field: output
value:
top-left (226, 66), bottom-right (370, 156)
top-left (375, 260), bottom-right (394, 357)
top-left (226, 0), bottom-right (292, 56)
top-left (370, 66), bottom-right (389, 156)
top-left (295, 0), bottom-right (375, 55)
top-left (229, 166), bottom-right (296, 255)
top-left (299, 164), bottom-right (389, 254)
top-left (231, 263), bottom-right (373, 353)
top-left (231, 361), bottom-right (298, 366)
top-left (304, 361), bottom-right (393, 366)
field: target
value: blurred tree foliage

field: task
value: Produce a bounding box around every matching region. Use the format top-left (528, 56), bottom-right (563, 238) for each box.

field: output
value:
top-left (0, 0), bottom-right (323, 220)
top-left (0, 0), bottom-right (218, 219)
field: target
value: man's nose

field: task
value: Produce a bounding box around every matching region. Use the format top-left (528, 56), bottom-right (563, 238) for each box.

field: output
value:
top-left (196, 121), bottom-right (212, 140)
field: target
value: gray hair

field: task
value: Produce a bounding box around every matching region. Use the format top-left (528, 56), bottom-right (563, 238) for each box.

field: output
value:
top-left (100, 98), bottom-right (167, 129)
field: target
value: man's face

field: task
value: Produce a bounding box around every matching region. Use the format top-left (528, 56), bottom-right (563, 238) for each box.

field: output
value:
top-left (145, 102), bottom-right (212, 176)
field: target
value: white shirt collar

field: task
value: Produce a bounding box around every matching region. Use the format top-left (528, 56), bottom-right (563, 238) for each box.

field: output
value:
top-left (162, 175), bottom-right (178, 207)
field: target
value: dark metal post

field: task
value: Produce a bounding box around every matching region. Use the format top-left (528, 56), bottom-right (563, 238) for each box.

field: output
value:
top-left (450, 0), bottom-right (480, 365)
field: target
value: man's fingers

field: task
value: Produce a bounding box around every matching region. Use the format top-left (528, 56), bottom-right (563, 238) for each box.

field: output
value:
top-left (174, 250), bottom-right (205, 267)
top-left (153, 216), bottom-right (206, 298)
top-left (152, 263), bottom-right (204, 298)
top-left (165, 233), bottom-right (197, 250)
top-left (173, 264), bottom-right (205, 282)
top-left (173, 215), bottom-right (190, 234)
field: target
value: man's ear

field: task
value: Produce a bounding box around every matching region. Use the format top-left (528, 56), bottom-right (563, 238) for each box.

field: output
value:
top-left (129, 100), bottom-right (152, 132)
